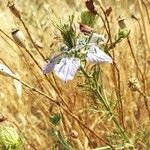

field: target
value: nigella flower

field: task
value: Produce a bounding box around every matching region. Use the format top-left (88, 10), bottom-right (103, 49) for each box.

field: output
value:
top-left (43, 33), bottom-right (112, 82)
top-left (43, 56), bottom-right (80, 82)
top-left (86, 43), bottom-right (112, 63)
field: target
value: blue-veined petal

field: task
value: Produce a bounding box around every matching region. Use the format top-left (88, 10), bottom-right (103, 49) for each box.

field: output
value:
top-left (42, 55), bottom-right (62, 74)
top-left (54, 57), bottom-right (80, 82)
top-left (86, 43), bottom-right (112, 63)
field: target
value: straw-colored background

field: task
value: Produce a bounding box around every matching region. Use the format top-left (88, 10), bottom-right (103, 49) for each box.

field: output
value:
top-left (0, 0), bottom-right (150, 149)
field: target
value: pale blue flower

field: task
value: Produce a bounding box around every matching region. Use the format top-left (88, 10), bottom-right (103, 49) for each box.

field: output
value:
top-left (86, 43), bottom-right (112, 63)
top-left (54, 57), bottom-right (80, 82)
top-left (42, 33), bottom-right (112, 82)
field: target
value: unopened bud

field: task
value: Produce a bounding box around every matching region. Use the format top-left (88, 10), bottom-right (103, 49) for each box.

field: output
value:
top-left (0, 126), bottom-right (22, 149)
top-left (79, 23), bottom-right (94, 35)
top-left (11, 29), bottom-right (26, 49)
top-left (118, 28), bottom-right (130, 39)
top-left (7, 1), bottom-right (21, 19)
top-left (128, 78), bottom-right (141, 91)
top-left (69, 130), bottom-right (78, 138)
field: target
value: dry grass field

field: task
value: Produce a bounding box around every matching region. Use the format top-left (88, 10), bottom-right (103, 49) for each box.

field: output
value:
top-left (0, 0), bottom-right (150, 149)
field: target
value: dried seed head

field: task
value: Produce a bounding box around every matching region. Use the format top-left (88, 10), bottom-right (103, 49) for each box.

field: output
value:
top-left (118, 16), bottom-right (127, 29)
top-left (11, 29), bottom-right (26, 48)
top-left (7, 1), bottom-right (21, 19)
top-left (128, 78), bottom-right (141, 92)
top-left (69, 130), bottom-right (78, 138)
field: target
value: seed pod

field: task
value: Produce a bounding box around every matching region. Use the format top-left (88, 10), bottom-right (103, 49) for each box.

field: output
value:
top-left (85, 0), bottom-right (97, 14)
top-left (7, 1), bottom-right (21, 19)
top-left (0, 126), bottom-right (22, 149)
top-left (128, 78), bottom-right (140, 92)
top-left (118, 16), bottom-right (127, 29)
top-left (11, 29), bottom-right (26, 49)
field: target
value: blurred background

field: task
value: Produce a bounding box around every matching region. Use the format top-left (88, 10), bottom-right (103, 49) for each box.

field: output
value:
top-left (0, 0), bottom-right (150, 149)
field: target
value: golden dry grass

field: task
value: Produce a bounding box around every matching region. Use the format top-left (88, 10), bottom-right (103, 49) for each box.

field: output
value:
top-left (0, 0), bottom-right (150, 149)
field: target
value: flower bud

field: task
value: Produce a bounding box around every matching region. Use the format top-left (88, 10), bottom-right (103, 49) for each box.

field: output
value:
top-left (0, 126), bottom-right (22, 150)
top-left (79, 23), bottom-right (94, 35)
top-left (11, 29), bottom-right (26, 49)
top-left (7, 1), bottom-right (21, 19)
top-left (118, 28), bottom-right (130, 39)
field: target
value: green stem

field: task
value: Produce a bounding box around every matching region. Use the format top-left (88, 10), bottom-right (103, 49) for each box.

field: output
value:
top-left (80, 67), bottom-right (131, 145)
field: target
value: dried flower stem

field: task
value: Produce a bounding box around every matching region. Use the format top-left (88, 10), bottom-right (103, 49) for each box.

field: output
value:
top-left (0, 28), bottom-right (71, 112)
top-left (142, 0), bottom-right (150, 25)
top-left (18, 18), bottom-right (71, 111)
top-left (131, 15), bottom-right (147, 93)
top-left (127, 37), bottom-right (150, 119)
top-left (0, 74), bottom-right (114, 149)
top-left (138, 0), bottom-right (150, 51)
top-left (97, 3), bottom-right (124, 127)
top-left (0, 29), bottom-right (45, 90)
top-left (19, 18), bottom-right (46, 61)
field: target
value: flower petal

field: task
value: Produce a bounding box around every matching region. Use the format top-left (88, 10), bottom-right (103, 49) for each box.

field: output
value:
top-left (42, 55), bottom-right (61, 74)
top-left (54, 57), bottom-right (80, 82)
top-left (86, 44), bottom-right (112, 63)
